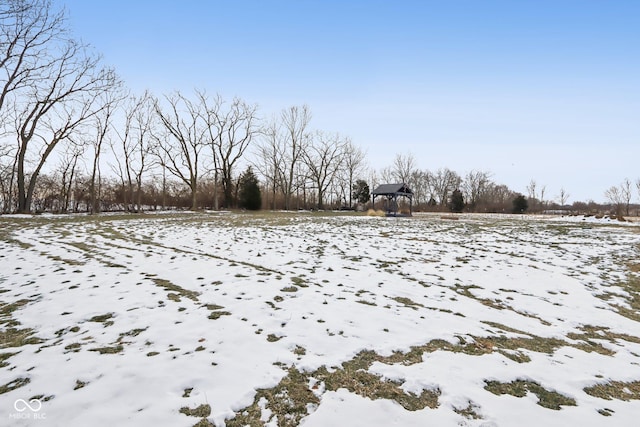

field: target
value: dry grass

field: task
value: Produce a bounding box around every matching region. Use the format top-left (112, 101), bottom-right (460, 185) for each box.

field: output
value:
top-left (226, 367), bottom-right (319, 427)
top-left (484, 379), bottom-right (577, 410)
top-left (88, 313), bottom-right (115, 327)
top-left (453, 401), bottom-right (483, 419)
top-left (180, 403), bottom-right (212, 417)
top-left (584, 380), bottom-right (640, 401)
top-left (366, 209), bottom-right (386, 217)
top-left (1, 299), bottom-right (43, 349)
top-left (208, 310), bottom-right (231, 320)
top-left (0, 377), bottom-right (30, 394)
top-left (88, 344), bottom-right (124, 354)
top-left (148, 277), bottom-right (200, 302)
top-left (226, 348), bottom-right (442, 426)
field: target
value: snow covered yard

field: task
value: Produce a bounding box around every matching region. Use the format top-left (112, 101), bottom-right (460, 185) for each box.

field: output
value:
top-left (1, 211), bottom-right (639, 427)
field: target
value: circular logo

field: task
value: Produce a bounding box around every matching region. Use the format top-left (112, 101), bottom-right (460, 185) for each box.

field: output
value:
top-left (14, 399), bottom-right (43, 412)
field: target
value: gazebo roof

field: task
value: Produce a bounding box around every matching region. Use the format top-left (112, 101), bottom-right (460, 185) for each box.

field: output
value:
top-left (371, 183), bottom-right (413, 196)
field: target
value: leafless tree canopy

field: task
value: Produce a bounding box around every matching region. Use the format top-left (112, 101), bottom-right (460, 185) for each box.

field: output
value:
top-left (1, 0), bottom-right (120, 212)
top-left (153, 91), bottom-right (206, 211)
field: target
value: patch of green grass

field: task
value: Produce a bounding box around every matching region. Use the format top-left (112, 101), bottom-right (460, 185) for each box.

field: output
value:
top-left (584, 380), bottom-right (640, 401)
top-left (484, 379), bottom-right (576, 410)
top-left (280, 286), bottom-right (298, 292)
top-left (356, 299), bottom-right (377, 306)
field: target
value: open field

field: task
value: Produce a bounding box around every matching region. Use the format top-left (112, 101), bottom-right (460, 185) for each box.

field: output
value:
top-left (1, 211), bottom-right (640, 426)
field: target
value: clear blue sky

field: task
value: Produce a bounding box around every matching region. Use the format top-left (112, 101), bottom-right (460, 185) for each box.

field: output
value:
top-left (58, 0), bottom-right (639, 203)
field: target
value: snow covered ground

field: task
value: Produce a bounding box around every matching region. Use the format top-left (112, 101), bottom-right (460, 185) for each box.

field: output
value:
top-left (1, 212), bottom-right (639, 426)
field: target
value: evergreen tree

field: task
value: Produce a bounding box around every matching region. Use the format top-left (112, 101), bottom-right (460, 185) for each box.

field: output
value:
top-left (352, 179), bottom-right (370, 204)
top-left (512, 194), bottom-right (528, 214)
top-left (450, 189), bottom-right (465, 213)
top-left (238, 167), bottom-right (262, 210)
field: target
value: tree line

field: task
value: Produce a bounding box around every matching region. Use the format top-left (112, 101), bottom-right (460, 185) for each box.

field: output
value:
top-left (1, 1), bottom-right (637, 216)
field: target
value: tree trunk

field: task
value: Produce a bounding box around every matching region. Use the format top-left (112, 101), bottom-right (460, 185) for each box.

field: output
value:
top-left (190, 178), bottom-right (197, 210)
top-left (213, 169), bottom-right (219, 210)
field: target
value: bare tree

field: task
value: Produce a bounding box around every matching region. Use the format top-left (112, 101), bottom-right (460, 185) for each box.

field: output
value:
top-left (14, 43), bottom-right (118, 213)
top-left (280, 105), bottom-right (311, 210)
top-left (153, 91), bottom-right (205, 211)
top-left (3, 0), bottom-right (119, 213)
top-left (392, 152), bottom-right (416, 185)
top-left (604, 185), bottom-right (624, 215)
top-left (526, 179), bottom-right (538, 212)
top-left (200, 93), bottom-right (259, 208)
top-left (254, 116), bottom-right (284, 210)
top-left (484, 183), bottom-right (515, 212)
top-left (88, 91), bottom-right (121, 213)
top-left (429, 168), bottom-right (461, 207)
top-left (303, 131), bottom-right (346, 209)
top-left (409, 170), bottom-right (423, 207)
top-left (0, 139), bottom-right (16, 212)
top-left (0, 0), bottom-right (65, 126)
top-left (621, 178), bottom-right (632, 216)
top-left (463, 170), bottom-right (492, 212)
top-left (56, 143), bottom-right (83, 213)
top-left (340, 139), bottom-right (366, 208)
top-left (557, 187), bottom-right (570, 207)
top-left (112, 90), bottom-right (154, 212)
top-left (379, 165), bottom-right (394, 184)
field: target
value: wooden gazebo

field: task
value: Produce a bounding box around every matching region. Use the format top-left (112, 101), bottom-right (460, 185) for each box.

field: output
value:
top-left (371, 183), bottom-right (413, 217)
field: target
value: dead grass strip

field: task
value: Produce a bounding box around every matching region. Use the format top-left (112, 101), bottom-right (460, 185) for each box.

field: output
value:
top-left (484, 379), bottom-right (577, 410)
top-left (584, 380), bottom-right (640, 401)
